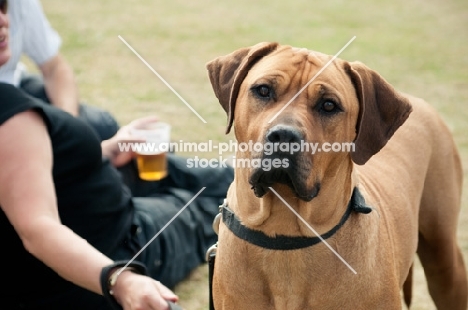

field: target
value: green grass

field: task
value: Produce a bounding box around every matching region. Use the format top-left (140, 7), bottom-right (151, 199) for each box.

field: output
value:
top-left (38, 0), bottom-right (468, 309)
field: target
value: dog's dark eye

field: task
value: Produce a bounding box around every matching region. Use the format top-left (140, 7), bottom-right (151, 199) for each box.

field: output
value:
top-left (252, 85), bottom-right (272, 99)
top-left (322, 101), bottom-right (336, 112)
top-left (319, 100), bottom-right (340, 114)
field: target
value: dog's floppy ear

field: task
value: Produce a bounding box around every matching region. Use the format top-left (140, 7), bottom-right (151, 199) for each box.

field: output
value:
top-left (345, 61), bottom-right (413, 165)
top-left (206, 42), bottom-right (279, 134)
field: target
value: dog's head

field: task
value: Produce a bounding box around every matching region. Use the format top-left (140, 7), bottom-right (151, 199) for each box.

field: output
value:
top-left (207, 42), bottom-right (412, 201)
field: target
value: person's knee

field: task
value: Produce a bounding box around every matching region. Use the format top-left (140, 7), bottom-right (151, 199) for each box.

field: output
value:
top-left (19, 73), bottom-right (51, 103)
top-left (19, 73), bottom-right (120, 141)
top-left (79, 104), bottom-right (120, 140)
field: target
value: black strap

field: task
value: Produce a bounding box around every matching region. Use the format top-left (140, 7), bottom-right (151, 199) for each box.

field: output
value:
top-left (208, 251), bottom-right (216, 310)
top-left (221, 187), bottom-right (371, 250)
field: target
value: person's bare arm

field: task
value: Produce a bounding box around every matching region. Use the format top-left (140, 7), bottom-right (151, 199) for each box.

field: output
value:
top-left (0, 111), bottom-right (176, 309)
top-left (0, 110), bottom-right (109, 292)
top-left (39, 54), bottom-right (80, 116)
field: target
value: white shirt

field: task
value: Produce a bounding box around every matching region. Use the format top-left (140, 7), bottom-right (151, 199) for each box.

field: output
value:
top-left (0, 0), bottom-right (61, 86)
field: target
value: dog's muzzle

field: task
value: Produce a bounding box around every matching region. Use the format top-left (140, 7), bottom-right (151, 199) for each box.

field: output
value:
top-left (249, 124), bottom-right (318, 201)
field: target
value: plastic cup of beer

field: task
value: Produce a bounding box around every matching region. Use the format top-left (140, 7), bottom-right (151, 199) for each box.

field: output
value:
top-left (131, 121), bottom-right (171, 181)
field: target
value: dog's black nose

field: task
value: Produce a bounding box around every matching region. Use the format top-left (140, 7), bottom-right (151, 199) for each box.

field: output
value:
top-left (266, 125), bottom-right (303, 144)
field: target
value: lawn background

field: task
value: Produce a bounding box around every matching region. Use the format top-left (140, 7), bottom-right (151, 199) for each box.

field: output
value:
top-left (35, 0), bottom-right (468, 309)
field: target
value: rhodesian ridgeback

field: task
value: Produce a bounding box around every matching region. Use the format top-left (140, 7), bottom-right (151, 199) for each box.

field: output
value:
top-left (206, 42), bottom-right (468, 309)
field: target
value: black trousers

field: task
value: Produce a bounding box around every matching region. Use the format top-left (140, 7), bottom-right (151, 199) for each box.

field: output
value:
top-left (117, 154), bottom-right (233, 289)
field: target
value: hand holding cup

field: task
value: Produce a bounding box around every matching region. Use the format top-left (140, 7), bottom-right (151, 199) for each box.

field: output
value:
top-left (129, 119), bottom-right (171, 181)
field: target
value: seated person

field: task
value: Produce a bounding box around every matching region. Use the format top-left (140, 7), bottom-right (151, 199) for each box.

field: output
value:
top-left (0, 3), bottom-right (233, 310)
top-left (0, 0), bottom-right (119, 140)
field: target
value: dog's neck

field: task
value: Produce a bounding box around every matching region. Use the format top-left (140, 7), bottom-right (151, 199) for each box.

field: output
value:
top-left (228, 159), bottom-right (359, 237)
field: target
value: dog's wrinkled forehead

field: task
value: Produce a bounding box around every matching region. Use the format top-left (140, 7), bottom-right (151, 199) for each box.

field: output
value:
top-left (250, 45), bottom-right (333, 76)
top-left (291, 47), bottom-right (330, 63)
top-left (242, 46), bottom-right (336, 93)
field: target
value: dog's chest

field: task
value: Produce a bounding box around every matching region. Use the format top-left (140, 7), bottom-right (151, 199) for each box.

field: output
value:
top-left (216, 214), bottom-right (399, 308)
top-left (221, 249), bottom-right (383, 309)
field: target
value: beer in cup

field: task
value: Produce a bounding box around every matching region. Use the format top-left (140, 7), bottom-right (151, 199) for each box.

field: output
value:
top-left (131, 121), bottom-right (171, 181)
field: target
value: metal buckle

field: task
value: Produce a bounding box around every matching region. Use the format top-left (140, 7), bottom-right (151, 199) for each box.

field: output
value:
top-left (205, 242), bottom-right (218, 262)
top-left (212, 213), bottom-right (221, 235)
top-left (212, 199), bottom-right (227, 235)
top-left (206, 199), bottom-right (227, 262)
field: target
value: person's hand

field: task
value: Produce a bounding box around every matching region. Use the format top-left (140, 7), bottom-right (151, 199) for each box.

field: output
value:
top-left (101, 116), bottom-right (159, 167)
top-left (112, 270), bottom-right (180, 310)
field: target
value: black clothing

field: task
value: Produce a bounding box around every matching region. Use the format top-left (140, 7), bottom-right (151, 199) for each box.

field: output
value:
top-left (0, 83), bottom-right (233, 309)
top-left (19, 72), bottom-right (120, 140)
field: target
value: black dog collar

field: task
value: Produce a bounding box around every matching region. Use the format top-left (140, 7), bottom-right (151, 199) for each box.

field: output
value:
top-left (221, 187), bottom-right (372, 250)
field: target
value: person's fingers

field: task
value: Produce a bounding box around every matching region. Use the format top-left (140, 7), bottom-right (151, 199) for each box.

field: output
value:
top-left (120, 286), bottom-right (170, 310)
top-left (128, 115), bottom-right (160, 128)
top-left (114, 125), bottom-right (145, 143)
top-left (114, 273), bottom-right (178, 310)
top-left (117, 136), bottom-right (146, 144)
top-left (155, 281), bottom-right (178, 302)
top-left (149, 297), bottom-right (170, 310)
top-left (122, 116), bottom-right (161, 142)
top-left (145, 288), bottom-right (171, 310)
